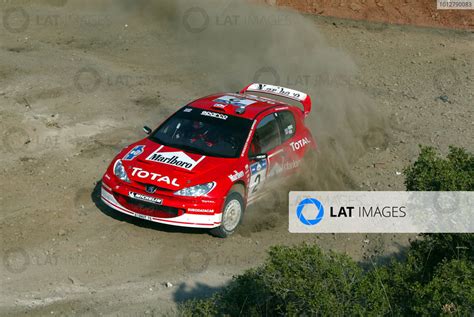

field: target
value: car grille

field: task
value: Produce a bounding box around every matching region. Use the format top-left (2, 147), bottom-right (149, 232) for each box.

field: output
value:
top-left (115, 193), bottom-right (183, 218)
top-left (136, 182), bottom-right (173, 193)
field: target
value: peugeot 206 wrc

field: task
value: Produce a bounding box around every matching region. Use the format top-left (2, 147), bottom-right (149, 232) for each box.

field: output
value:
top-left (101, 83), bottom-right (316, 237)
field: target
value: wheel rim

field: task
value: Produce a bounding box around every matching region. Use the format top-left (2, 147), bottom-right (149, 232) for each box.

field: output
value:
top-left (222, 199), bottom-right (242, 232)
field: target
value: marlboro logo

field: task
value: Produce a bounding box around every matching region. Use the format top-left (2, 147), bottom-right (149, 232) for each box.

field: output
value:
top-left (146, 147), bottom-right (205, 170)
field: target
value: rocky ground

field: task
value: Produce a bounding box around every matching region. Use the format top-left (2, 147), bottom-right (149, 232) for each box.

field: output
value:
top-left (0, 0), bottom-right (472, 316)
top-left (266, 0), bottom-right (473, 30)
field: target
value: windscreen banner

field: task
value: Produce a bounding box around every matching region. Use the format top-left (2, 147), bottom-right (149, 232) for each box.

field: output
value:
top-left (289, 191), bottom-right (473, 233)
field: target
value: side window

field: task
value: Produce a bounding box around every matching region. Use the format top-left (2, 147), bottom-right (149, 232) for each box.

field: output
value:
top-left (277, 111), bottom-right (296, 142)
top-left (249, 114), bottom-right (281, 155)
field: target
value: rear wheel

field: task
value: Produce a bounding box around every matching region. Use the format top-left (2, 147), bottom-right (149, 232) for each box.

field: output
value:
top-left (210, 192), bottom-right (244, 238)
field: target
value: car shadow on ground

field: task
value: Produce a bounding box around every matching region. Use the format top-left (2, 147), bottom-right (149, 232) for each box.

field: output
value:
top-left (91, 181), bottom-right (209, 236)
top-left (173, 282), bottom-right (224, 303)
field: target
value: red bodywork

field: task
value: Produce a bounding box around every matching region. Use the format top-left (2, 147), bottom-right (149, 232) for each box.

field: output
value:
top-left (101, 83), bottom-right (316, 229)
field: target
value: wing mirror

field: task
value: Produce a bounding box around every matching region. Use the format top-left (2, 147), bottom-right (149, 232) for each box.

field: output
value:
top-left (143, 126), bottom-right (152, 135)
top-left (249, 153), bottom-right (268, 161)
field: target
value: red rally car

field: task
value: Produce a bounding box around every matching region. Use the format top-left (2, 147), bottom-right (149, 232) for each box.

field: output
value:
top-left (101, 83), bottom-right (316, 237)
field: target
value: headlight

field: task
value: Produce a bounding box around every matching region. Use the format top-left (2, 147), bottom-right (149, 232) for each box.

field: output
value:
top-left (113, 159), bottom-right (130, 183)
top-left (174, 182), bottom-right (216, 197)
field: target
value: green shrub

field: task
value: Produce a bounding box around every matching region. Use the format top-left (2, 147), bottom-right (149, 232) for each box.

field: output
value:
top-left (412, 259), bottom-right (474, 316)
top-left (408, 233), bottom-right (474, 280)
top-left (180, 146), bottom-right (473, 316)
top-left (366, 234), bottom-right (474, 316)
top-left (180, 239), bottom-right (473, 317)
top-left (404, 146), bottom-right (473, 191)
top-left (180, 244), bottom-right (389, 316)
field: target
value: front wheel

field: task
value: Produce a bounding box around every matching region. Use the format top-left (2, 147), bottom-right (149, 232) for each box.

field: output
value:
top-left (210, 192), bottom-right (244, 238)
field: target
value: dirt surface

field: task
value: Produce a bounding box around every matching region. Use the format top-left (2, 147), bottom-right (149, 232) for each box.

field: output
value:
top-left (264, 0), bottom-right (474, 30)
top-left (0, 0), bottom-right (473, 316)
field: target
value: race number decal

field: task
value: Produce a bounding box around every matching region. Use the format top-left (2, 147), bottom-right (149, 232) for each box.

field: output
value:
top-left (248, 159), bottom-right (267, 197)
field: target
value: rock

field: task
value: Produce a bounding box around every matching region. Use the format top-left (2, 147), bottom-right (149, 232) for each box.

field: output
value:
top-left (165, 282), bottom-right (173, 288)
top-left (58, 229), bottom-right (66, 236)
top-left (68, 276), bottom-right (81, 285)
top-left (436, 95), bottom-right (449, 103)
top-left (350, 3), bottom-right (361, 11)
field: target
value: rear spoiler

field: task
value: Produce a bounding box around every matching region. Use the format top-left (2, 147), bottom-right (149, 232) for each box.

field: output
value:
top-left (240, 83), bottom-right (312, 117)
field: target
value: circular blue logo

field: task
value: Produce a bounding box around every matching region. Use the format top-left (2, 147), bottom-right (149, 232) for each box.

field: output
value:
top-left (297, 198), bottom-right (324, 226)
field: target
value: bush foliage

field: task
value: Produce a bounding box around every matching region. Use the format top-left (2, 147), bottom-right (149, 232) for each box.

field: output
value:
top-left (404, 146), bottom-right (473, 191)
top-left (180, 147), bottom-right (473, 316)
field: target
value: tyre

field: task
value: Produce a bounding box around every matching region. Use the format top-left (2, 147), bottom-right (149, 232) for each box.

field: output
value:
top-left (210, 191), bottom-right (244, 238)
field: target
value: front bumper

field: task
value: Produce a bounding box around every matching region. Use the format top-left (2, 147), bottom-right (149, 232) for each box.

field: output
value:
top-left (101, 177), bottom-right (223, 229)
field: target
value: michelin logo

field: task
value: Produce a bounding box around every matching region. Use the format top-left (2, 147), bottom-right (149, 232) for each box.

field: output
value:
top-left (128, 192), bottom-right (162, 205)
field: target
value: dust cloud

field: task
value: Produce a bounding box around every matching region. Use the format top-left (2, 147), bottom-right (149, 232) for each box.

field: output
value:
top-left (109, 0), bottom-right (389, 190)
top-left (62, 0), bottom-right (388, 197)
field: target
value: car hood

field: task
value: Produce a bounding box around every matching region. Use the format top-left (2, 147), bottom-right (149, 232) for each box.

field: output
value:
top-left (120, 139), bottom-right (240, 190)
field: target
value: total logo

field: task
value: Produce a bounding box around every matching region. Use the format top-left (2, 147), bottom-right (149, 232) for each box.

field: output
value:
top-left (290, 137), bottom-right (310, 151)
top-left (131, 167), bottom-right (180, 187)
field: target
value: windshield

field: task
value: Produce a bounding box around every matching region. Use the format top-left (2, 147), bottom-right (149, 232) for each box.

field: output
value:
top-left (150, 107), bottom-right (253, 158)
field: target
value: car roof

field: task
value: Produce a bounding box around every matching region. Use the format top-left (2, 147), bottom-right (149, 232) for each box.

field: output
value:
top-left (187, 92), bottom-right (295, 120)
